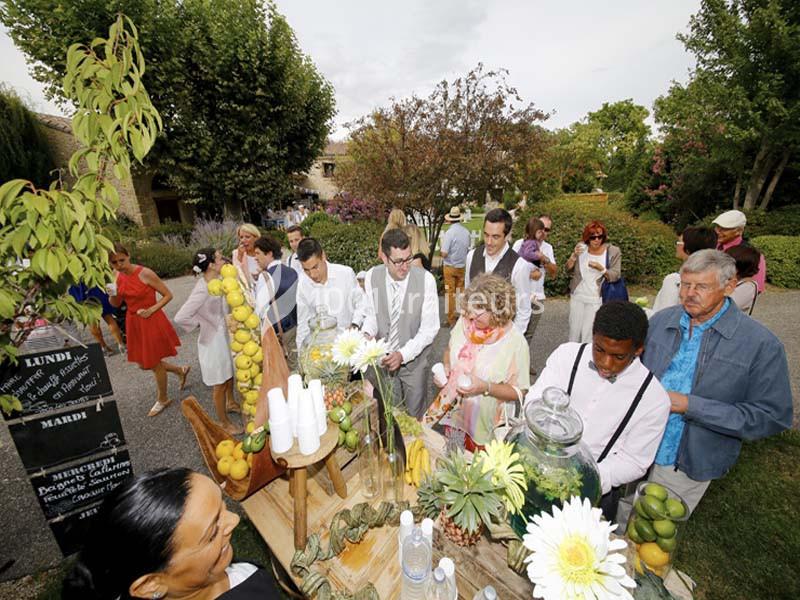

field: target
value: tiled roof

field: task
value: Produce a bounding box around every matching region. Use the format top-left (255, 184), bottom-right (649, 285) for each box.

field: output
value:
top-left (36, 113), bottom-right (72, 134)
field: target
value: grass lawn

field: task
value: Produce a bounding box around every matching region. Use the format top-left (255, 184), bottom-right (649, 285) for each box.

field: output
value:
top-left (675, 429), bottom-right (800, 599)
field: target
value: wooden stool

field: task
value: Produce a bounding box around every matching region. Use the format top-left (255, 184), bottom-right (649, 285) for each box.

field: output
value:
top-left (273, 425), bottom-right (347, 549)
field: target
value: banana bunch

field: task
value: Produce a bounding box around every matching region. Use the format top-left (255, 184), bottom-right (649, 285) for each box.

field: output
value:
top-left (404, 438), bottom-right (431, 487)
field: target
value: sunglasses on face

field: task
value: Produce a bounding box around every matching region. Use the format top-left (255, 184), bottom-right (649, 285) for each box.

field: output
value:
top-left (543, 227), bottom-right (551, 232)
top-left (588, 234), bottom-right (604, 240)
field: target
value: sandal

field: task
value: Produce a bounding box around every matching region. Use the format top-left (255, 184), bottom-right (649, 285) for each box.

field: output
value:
top-left (179, 366), bottom-right (191, 391)
top-left (148, 399), bottom-right (172, 417)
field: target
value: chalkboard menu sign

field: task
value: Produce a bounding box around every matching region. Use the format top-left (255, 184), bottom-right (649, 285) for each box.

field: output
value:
top-left (32, 449), bottom-right (132, 520)
top-left (0, 343), bottom-right (113, 419)
top-left (48, 502), bottom-right (103, 556)
top-left (8, 400), bottom-right (125, 474)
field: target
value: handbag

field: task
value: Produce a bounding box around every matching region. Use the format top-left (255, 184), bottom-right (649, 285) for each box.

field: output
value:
top-left (492, 384), bottom-right (524, 442)
top-left (600, 249), bottom-right (628, 303)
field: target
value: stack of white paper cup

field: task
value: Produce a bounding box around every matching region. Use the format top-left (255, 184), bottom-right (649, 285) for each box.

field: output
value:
top-left (431, 363), bottom-right (447, 387)
top-left (457, 374), bottom-right (473, 389)
top-left (308, 379), bottom-right (328, 436)
top-left (287, 374), bottom-right (303, 437)
top-left (267, 387), bottom-right (293, 454)
top-left (296, 389), bottom-right (320, 455)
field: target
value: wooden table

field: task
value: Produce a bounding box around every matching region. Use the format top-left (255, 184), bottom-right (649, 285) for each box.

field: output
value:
top-left (271, 424), bottom-right (347, 550)
top-left (243, 427), bottom-right (533, 599)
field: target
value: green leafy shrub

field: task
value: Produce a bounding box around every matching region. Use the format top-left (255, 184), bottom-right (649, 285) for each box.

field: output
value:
top-left (515, 198), bottom-right (678, 295)
top-left (262, 228), bottom-right (288, 251)
top-left (311, 220), bottom-right (384, 274)
top-left (130, 241), bottom-right (193, 279)
top-left (0, 84), bottom-right (54, 187)
top-left (737, 206), bottom-right (800, 238)
top-left (300, 211), bottom-right (339, 236)
top-left (750, 236), bottom-right (800, 288)
top-left (145, 220), bottom-right (194, 244)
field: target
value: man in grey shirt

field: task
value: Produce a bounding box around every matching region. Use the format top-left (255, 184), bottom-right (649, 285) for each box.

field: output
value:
top-left (440, 206), bottom-right (471, 326)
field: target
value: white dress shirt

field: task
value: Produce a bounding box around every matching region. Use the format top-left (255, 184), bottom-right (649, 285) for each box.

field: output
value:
top-left (465, 244), bottom-right (533, 333)
top-left (285, 252), bottom-right (304, 276)
top-left (295, 262), bottom-right (362, 351)
top-left (512, 239), bottom-right (556, 301)
top-left (360, 267), bottom-right (440, 364)
top-left (526, 342), bottom-right (670, 494)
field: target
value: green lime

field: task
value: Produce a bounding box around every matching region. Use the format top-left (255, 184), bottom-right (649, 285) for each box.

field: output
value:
top-left (345, 430), bottom-right (359, 451)
top-left (328, 407), bottom-right (345, 423)
top-left (644, 483), bottom-right (668, 502)
top-left (337, 430), bottom-right (346, 446)
top-left (656, 535), bottom-right (677, 552)
top-left (342, 401), bottom-right (352, 415)
top-left (653, 519), bottom-right (676, 538)
top-left (635, 517), bottom-right (658, 542)
top-left (642, 495), bottom-right (667, 520)
top-left (242, 435), bottom-right (253, 453)
top-left (634, 499), bottom-right (651, 519)
top-left (627, 518), bottom-right (644, 544)
top-left (665, 498), bottom-right (687, 519)
top-left (339, 416), bottom-right (352, 432)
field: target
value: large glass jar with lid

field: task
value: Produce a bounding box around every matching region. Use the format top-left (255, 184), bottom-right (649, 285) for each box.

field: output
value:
top-left (299, 306), bottom-right (349, 396)
top-left (505, 386), bottom-right (602, 538)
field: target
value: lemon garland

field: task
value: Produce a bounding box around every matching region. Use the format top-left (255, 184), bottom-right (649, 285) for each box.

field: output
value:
top-left (290, 500), bottom-right (425, 600)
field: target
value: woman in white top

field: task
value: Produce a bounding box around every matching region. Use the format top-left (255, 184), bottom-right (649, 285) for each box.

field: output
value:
top-left (175, 249), bottom-right (240, 435)
top-left (232, 223), bottom-right (261, 282)
top-left (726, 244), bottom-right (761, 315)
top-left (652, 227), bottom-right (717, 313)
top-left (565, 221), bottom-right (621, 343)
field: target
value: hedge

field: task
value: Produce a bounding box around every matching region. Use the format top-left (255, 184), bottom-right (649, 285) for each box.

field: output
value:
top-left (515, 198), bottom-right (678, 295)
top-left (735, 206), bottom-right (800, 238)
top-left (750, 236), bottom-right (800, 288)
top-left (130, 241), bottom-right (194, 279)
top-left (310, 220), bottom-right (384, 274)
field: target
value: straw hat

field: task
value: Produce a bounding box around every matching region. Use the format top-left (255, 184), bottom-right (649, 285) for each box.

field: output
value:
top-left (444, 206), bottom-right (462, 223)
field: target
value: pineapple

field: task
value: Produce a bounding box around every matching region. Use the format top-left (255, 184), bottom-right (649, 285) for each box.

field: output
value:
top-left (416, 474), bottom-right (443, 519)
top-left (436, 450), bottom-right (503, 547)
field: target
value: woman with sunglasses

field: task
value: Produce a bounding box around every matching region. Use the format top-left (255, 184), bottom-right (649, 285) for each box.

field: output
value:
top-left (62, 468), bottom-right (282, 600)
top-left (432, 274), bottom-right (530, 451)
top-left (565, 221), bottom-right (621, 343)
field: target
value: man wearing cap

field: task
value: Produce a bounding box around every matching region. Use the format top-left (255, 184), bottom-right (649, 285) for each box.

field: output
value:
top-left (712, 209), bottom-right (767, 293)
top-left (440, 206), bottom-right (471, 326)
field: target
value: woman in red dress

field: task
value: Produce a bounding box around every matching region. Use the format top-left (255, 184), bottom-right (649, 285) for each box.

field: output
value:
top-left (108, 243), bottom-right (190, 417)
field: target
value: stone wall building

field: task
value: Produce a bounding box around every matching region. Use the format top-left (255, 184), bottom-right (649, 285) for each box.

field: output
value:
top-left (300, 140), bottom-right (347, 201)
top-left (36, 114), bottom-right (193, 226)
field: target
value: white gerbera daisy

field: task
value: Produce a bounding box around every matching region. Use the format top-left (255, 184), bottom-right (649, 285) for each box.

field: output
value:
top-left (349, 337), bottom-right (389, 373)
top-left (523, 496), bottom-right (635, 600)
top-left (331, 329), bottom-right (364, 367)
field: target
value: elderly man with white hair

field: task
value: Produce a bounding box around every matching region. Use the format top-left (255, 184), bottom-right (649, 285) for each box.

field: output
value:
top-left (712, 209), bottom-right (767, 292)
top-left (641, 249), bottom-right (792, 515)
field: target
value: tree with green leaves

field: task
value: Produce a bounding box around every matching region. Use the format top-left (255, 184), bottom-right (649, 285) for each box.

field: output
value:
top-left (0, 16), bottom-right (161, 414)
top-left (1, 0), bottom-right (335, 219)
top-left (336, 65), bottom-right (549, 261)
top-left (0, 84), bottom-right (54, 187)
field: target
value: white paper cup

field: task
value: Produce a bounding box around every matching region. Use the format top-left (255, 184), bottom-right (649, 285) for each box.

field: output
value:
top-left (297, 423), bottom-right (320, 456)
top-left (287, 374), bottom-right (303, 437)
top-left (309, 381), bottom-right (328, 436)
top-left (105, 282), bottom-right (117, 296)
top-left (297, 389), bottom-right (317, 427)
top-left (267, 387), bottom-right (288, 422)
top-left (457, 374), bottom-right (472, 389)
top-left (269, 418), bottom-right (293, 454)
top-left (432, 363), bottom-right (447, 387)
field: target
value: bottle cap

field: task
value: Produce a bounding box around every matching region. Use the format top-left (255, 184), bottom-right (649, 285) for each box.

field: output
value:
top-left (484, 586), bottom-right (497, 600)
top-left (438, 557), bottom-right (455, 577)
top-left (400, 510), bottom-right (414, 526)
top-left (421, 518), bottom-right (433, 536)
top-left (433, 567), bottom-right (446, 583)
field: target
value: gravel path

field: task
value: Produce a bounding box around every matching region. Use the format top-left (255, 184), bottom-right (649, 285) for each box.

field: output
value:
top-left (1, 276), bottom-right (797, 590)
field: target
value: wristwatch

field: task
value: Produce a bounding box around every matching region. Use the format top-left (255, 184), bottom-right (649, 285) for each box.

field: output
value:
top-left (484, 381), bottom-right (492, 397)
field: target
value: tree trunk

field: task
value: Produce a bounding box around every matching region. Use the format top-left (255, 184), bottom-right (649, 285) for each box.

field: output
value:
top-left (732, 177), bottom-right (742, 209)
top-left (743, 142), bottom-right (775, 210)
top-left (759, 150), bottom-right (791, 211)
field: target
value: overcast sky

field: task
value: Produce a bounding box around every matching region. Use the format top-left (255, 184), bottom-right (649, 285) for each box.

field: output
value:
top-left (1, 1), bottom-right (700, 139)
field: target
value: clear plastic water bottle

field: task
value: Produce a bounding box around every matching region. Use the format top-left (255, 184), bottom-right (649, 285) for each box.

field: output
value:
top-left (472, 585), bottom-right (497, 600)
top-left (398, 510), bottom-right (414, 566)
top-left (425, 567), bottom-right (452, 600)
top-left (401, 527), bottom-right (431, 600)
top-left (437, 557), bottom-right (457, 600)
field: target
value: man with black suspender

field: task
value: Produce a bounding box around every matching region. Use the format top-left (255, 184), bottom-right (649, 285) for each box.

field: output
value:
top-left (526, 301), bottom-right (670, 522)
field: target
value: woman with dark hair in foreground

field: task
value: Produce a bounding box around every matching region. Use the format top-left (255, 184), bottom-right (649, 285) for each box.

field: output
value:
top-left (62, 468), bottom-right (281, 600)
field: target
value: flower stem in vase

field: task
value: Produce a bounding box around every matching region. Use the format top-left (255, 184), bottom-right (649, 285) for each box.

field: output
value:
top-left (358, 400), bottom-right (382, 499)
top-left (384, 446), bottom-right (405, 504)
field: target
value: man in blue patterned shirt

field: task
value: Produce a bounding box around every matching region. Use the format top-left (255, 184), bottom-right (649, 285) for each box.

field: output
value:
top-left (642, 250), bottom-right (792, 515)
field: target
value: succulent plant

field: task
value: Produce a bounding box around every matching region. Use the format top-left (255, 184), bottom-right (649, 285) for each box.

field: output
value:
top-left (436, 450), bottom-right (503, 540)
top-left (477, 440), bottom-right (528, 515)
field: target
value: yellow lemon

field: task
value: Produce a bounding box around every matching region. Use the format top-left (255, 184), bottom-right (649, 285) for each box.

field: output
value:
top-left (220, 264), bottom-right (238, 279)
top-left (215, 439), bottom-right (235, 459)
top-left (226, 291), bottom-right (244, 308)
top-left (245, 313), bottom-right (260, 330)
top-left (247, 453), bottom-right (253, 467)
top-left (238, 382), bottom-right (252, 394)
top-left (236, 369), bottom-right (252, 383)
top-left (253, 373), bottom-right (262, 387)
top-left (638, 543), bottom-right (670, 568)
top-left (249, 363), bottom-right (260, 378)
top-left (233, 442), bottom-right (245, 461)
top-left (247, 403), bottom-right (258, 416)
top-left (232, 305), bottom-right (252, 322)
top-left (235, 354), bottom-right (253, 370)
top-left (251, 348), bottom-right (263, 363)
top-left (207, 279), bottom-right (223, 296)
top-left (246, 420), bottom-right (256, 434)
top-left (229, 459), bottom-right (249, 480)
top-left (234, 329), bottom-right (252, 344)
top-left (217, 455), bottom-right (234, 476)
top-left (230, 340), bottom-right (244, 353)
top-left (243, 340), bottom-right (259, 357)
top-left (221, 277), bottom-right (240, 294)
top-left (244, 390), bottom-right (259, 405)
